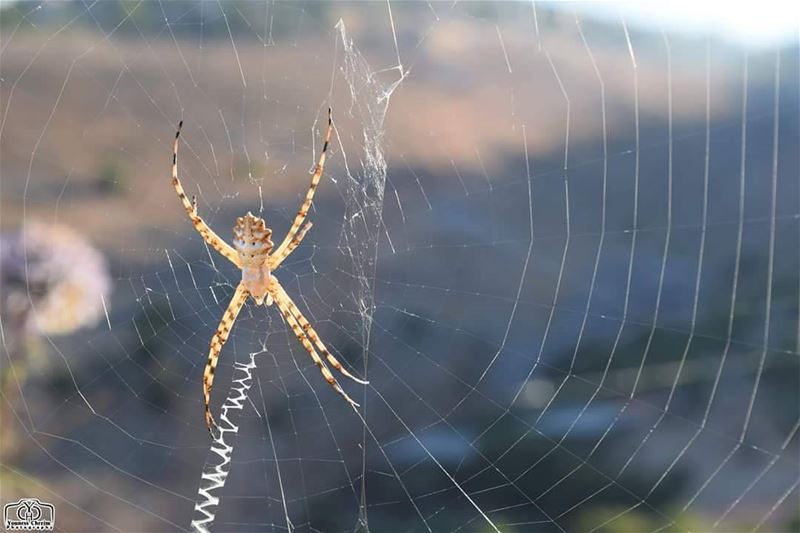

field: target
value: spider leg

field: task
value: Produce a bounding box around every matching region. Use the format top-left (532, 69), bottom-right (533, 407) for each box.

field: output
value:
top-left (270, 281), bottom-right (360, 408)
top-left (172, 121), bottom-right (241, 267)
top-left (273, 281), bottom-right (368, 385)
top-left (272, 108), bottom-right (332, 261)
top-left (269, 221), bottom-right (312, 269)
top-left (203, 282), bottom-right (249, 433)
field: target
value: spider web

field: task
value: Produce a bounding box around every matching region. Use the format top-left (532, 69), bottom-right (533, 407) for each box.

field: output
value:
top-left (1, 2), bottom-right (799, 532)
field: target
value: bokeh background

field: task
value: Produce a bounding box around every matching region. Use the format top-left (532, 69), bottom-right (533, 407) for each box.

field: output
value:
top-left (1, 1), bottom-right (798, 532)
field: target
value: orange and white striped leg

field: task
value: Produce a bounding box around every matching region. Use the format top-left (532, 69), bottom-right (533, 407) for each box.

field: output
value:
top-left (172, 121), bottom-right (241, 267)
top-left (271, 283), bottom-right (360, 408)
top-left (273, 281), bottom-right (368, 386)
top-left (273, 108), bottom-right (332, 259)
top-left (203, 282), bottom-right (249, 433)
top-left (270, 221), bottom-right (313, 269)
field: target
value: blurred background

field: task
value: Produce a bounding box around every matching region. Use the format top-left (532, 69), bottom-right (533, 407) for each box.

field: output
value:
top-left (1, 1), bottom-right (798, 532)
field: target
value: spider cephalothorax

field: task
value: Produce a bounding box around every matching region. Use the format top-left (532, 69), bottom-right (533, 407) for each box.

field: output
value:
top-left (171, 109), bottom-right (368, 435)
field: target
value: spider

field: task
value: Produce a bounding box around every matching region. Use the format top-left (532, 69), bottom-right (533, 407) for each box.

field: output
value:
top-left (171, 109), bottom-right (368, 434)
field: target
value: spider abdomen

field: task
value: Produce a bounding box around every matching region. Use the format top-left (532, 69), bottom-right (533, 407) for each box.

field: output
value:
top-left (233, 212), bottom-right (274, 305)
top-left (233, 211), bottom-right (273, 265)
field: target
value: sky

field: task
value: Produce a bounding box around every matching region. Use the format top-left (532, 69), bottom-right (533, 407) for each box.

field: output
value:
top-left (575, 0), bottom-right (800, 47)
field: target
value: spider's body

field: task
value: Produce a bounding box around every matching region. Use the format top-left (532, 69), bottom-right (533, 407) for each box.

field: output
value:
top-left (234, 212), bottom-right (273, 305)
top-left (170, 109), bottom-right (367, 435)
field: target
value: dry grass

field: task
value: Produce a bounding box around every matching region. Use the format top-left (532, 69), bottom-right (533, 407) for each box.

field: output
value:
top-left (1, 17), bottom-right (737, 257)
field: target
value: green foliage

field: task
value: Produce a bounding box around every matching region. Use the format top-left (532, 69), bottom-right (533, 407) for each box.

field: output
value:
top-left (569, 505), bottom-right (769, 532)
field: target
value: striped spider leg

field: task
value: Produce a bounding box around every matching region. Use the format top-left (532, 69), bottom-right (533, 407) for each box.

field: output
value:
top-left (269, 108), bottom-right (332, 269)
top-left (270, 280), bottom-right (368, 404)
top-left (201, 282), bottom-right (248, 430)
top-left (171, 109), bottom-right (367, 435)
top-left (172, 122), bottom-right (241, 267)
